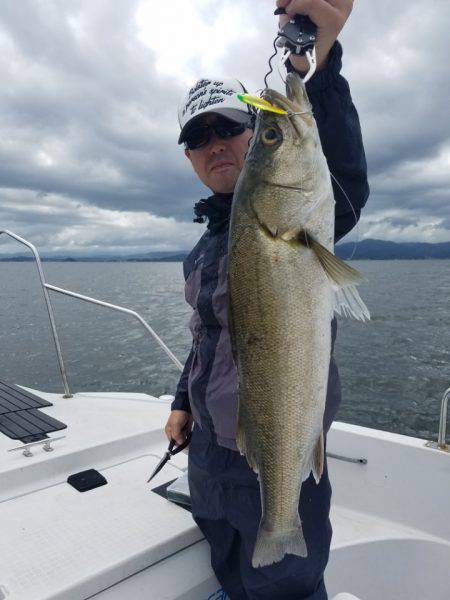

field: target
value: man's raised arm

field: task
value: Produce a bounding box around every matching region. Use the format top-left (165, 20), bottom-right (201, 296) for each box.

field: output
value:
top-left (279, 0), bottom-right (370, 241)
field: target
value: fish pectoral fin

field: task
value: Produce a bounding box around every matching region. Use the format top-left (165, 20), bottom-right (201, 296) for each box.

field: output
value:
top-left (295, 229), bottom-right (371, 322)
top-left (299, 230), bottom-right (367, 285)
top-left (333, 285), bottom-right (371, 322)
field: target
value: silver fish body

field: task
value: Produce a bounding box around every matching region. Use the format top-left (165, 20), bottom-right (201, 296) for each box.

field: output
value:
top-left (228, 73), bottom-right (367, 568)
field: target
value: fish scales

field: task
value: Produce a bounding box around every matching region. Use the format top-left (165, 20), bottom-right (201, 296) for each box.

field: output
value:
top-left (228, 73), bottom-right (339, 568)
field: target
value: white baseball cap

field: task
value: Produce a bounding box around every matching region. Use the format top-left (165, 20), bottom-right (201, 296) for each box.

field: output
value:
top-left (178, 77), bottom-right (254, 144)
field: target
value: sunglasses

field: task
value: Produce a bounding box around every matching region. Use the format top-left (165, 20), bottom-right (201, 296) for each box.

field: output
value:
top-left (184, 119), bottom-right (251, 150)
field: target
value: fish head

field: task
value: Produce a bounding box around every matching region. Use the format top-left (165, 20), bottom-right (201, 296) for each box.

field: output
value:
top-left (245, 93), bottom-right (305, 186)
top-left (240, 73), bottom-right (329, 224)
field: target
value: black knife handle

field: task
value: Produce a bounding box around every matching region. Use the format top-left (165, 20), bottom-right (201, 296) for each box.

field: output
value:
top-left (170, 429), bottom-right (192, 454)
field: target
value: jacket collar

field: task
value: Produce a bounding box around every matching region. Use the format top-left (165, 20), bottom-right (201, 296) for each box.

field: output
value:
top-left (193, 192), bottom-right (234, 233)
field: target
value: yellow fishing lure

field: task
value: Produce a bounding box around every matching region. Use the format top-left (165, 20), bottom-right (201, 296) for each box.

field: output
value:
top-left (237, 93), bottom-right (288, 115)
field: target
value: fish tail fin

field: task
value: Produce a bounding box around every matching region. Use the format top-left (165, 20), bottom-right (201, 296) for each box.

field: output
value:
top-left (252, 520), bottom-right (308, 568)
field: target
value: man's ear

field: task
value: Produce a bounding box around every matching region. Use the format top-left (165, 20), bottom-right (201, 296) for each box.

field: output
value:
top-left (184, 148), bottom-right (191, 161)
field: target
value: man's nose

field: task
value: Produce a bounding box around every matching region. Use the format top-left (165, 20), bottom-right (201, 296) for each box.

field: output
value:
top-left (208, 134), bottom-right (226, 154)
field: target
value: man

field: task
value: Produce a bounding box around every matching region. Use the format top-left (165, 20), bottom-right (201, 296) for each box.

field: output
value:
top-left (165, 1), bottom-right (368, 598)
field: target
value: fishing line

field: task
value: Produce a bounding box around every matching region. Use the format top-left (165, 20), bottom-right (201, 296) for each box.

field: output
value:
top-left (264, 36), bottom-right (281, 89)
top-left (261, 174), bottom-right (360, 259)
top-left (277, 48), bottom-right (292, 84)
top-left (258, 26), bottom-right (361, 260)
top-left (330, 172), bottom-right (360, 260)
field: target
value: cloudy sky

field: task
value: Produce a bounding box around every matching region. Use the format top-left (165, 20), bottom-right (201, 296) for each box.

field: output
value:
top-left (0, 0), bottom-right (449, 256)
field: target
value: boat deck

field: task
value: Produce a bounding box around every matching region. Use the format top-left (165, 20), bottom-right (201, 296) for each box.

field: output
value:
top-left (0, 388), bottom-right (449, 600)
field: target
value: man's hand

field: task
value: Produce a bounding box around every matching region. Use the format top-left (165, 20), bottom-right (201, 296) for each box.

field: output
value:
top-left (275, 0), bottom-right (353, 73)
top-left (165, 410), bottom-right (193, 445)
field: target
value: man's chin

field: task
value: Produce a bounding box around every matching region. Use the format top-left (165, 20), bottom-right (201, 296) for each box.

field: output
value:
top-left (208, 170), bottom-right (239, 194)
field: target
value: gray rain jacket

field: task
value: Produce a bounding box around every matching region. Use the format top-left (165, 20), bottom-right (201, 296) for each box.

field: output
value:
top-left (171, 42), bottom-right (369, 451)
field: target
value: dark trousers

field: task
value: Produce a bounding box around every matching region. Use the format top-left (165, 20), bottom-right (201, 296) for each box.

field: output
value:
top-left (188, 425), bottom-right (332, 600)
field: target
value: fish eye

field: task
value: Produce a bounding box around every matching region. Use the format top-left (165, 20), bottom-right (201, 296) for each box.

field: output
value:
top-left (261, 127), bottom-right (280, 146)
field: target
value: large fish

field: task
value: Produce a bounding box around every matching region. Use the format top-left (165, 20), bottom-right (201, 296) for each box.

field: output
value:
top-left (227, 72), bottom-right (369, 568)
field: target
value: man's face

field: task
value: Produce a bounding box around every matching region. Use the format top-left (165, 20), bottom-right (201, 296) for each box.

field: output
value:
top-left (184, 113), bottom-right (253, 194)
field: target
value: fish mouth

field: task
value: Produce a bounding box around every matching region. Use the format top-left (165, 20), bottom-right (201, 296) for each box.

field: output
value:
top-left (263, 89), bottom-right (302, 116)
top-left (262, 83), bottom-right (313, 136)
top-left (264, 74), bottom-right (311, 113)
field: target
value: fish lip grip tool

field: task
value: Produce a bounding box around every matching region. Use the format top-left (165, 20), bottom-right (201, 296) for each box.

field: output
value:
top-left (274, 8), bottom-right (317, 83)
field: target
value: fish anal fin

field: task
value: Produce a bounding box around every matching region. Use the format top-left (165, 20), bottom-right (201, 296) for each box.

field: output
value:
top-left (302, 431), bottom-right (324, 485)
top-left (312, 431), bottom-right (324, 484)
top-left (236, 419), bottom-right (260, 478)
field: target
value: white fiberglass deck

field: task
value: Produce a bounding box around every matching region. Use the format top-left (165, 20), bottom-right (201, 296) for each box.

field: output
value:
top-left (327, 422), bottom-right (450, 599)
top-left (0, 388), bottom-right (449, 600)
top-left (0, 390), bottom-right (200, 600)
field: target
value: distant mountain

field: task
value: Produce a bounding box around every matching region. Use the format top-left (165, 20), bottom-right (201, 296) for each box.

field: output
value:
top-left (126, 251), bottom-right (189, 261)
top-left (1, 239), bottom-right (449, 262)
top-left (117, 252), bottom-right (189, 262)
top-left (335, 239), bottom-right (450, 260)
top-left (0, 250), bottom-right (190, 262)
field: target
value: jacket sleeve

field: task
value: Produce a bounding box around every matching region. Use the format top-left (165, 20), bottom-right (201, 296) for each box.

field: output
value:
top-left (288, 41), bottom-right (370, 242)
top-left (170, 344), bottom-right (194, 412)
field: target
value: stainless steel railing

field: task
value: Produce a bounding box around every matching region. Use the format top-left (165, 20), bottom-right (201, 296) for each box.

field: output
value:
top-left (425, 387), bottom-right (450, 452)
top-left (0, 230), bottom-right (72, 397)
top-left (46, 284), bottom-right (184, 372)
top-left (0, 230), bottom-right (183, 399)
top-left (438, 387), bottom-right (450, 450)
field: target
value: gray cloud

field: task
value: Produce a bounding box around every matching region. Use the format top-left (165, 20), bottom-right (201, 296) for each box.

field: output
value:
top-left (339, 0), bottom-right (450, 240)
top-left (0, 0), bottom-right (204, 223)
top-left (0, 0), bottom-right (449, 254)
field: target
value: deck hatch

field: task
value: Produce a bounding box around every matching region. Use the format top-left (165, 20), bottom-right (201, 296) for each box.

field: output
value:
top-left (67, 469), bottom-right (107, 492)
